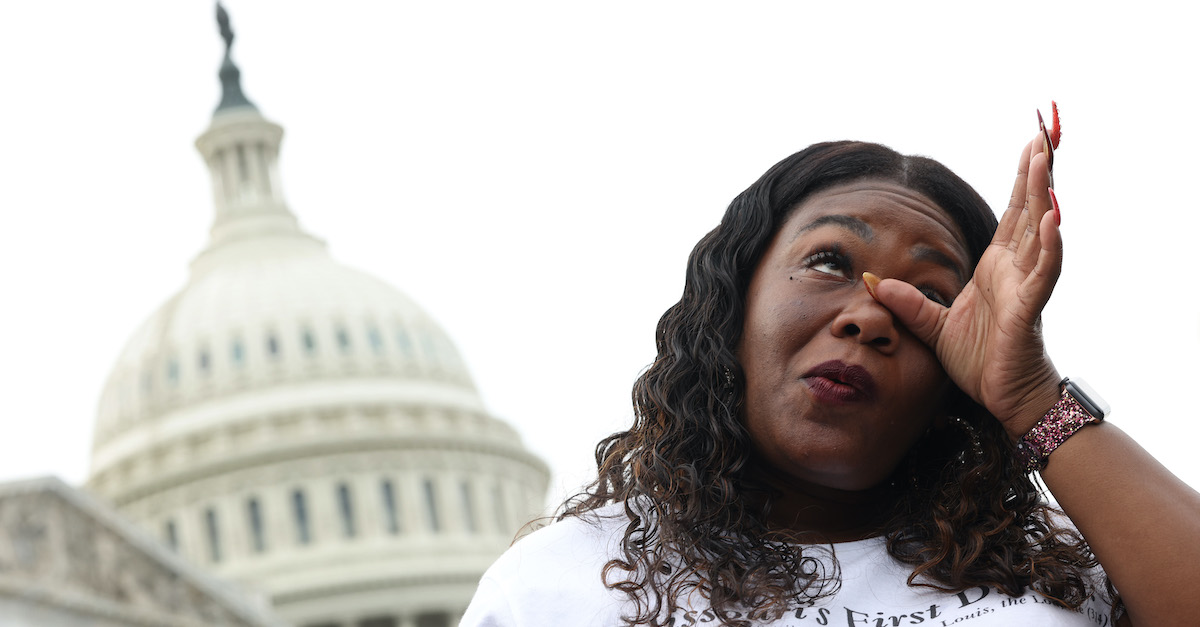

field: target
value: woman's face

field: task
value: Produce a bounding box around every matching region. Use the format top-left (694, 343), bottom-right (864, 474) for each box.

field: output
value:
top-left (738, 179), bottom-right (971, 492)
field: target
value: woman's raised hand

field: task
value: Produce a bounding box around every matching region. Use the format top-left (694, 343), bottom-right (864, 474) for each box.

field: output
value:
top-left (872, 130), bottom-right (1064, 437)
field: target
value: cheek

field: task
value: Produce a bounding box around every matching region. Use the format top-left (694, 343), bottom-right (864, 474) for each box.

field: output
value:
top-left (740, 309), bottom-right (823, 407)
top-left (897, 348), bottom-right (952, 416)
top-left (742, 286), bottom-right (825, 356)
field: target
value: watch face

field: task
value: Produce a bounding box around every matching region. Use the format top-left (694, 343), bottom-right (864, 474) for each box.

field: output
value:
top-left (1065, 378), bottom-right (1109, 420)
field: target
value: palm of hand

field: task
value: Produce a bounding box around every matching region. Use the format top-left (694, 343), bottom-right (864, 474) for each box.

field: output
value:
top-left (936, 237), bottom-right (1056, 427)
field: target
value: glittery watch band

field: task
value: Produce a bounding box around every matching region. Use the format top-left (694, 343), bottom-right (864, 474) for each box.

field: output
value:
top-left (1014, 379), bottom-right (1105, 473)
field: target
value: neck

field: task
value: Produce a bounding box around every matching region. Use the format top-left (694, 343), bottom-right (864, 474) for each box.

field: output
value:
top-left (751, 470), bottom-right (893, 544)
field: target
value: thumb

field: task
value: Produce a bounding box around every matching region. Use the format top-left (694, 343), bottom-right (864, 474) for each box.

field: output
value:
top-left (866, 273), bottom-right (946, 349)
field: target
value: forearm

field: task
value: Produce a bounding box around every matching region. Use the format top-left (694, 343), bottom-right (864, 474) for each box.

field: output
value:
top-left (1039, 421), bottom-right (1200, 625)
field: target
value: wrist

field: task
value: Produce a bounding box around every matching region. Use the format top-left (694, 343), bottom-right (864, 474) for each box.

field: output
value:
top-left (999, 371), bottom-right (1064, 442)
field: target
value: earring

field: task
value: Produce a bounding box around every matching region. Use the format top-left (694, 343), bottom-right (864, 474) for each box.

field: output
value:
top-left (950, 416), bottom-right (984, 465)
top-left (719, 366), bottom-right (738, 411)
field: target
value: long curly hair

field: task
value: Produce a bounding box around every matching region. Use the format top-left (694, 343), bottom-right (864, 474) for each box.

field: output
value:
top-left (560, 142), bottom-right (1112, 626)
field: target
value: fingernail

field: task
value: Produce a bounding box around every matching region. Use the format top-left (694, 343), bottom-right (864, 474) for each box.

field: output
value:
top-left (1048, 187), bottom-right (1061, 226)
top-left (1049, 101), bottom-right (1062, 149)
top-left (1037, 109), bottom-right (1055, 172)
top-left (862, 272), bottom-right (881, 301)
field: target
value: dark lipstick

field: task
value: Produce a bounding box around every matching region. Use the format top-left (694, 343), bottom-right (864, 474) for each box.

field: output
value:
top-left (802, 360), bottom-right (878, 404)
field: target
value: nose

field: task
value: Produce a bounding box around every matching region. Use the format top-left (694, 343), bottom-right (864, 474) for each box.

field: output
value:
top-left (830, 290), bottom-right (900, 353)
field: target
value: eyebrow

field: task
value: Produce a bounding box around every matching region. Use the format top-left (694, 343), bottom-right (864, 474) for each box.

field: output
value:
top-left (912, 245), bottom-right (966, 281)
top-left (794, 215), bottom-right (873, 242)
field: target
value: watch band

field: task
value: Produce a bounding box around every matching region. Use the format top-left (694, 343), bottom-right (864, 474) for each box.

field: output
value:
top-left (1015, 378), bottom-right (1107, 473)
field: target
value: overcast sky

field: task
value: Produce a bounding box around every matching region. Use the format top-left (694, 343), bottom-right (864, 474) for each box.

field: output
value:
top-left (3, 1), bottom-right (1198, 506)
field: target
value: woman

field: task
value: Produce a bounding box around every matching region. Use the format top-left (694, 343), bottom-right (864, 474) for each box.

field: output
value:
top-left (461, 120), bottom-right (1200, 626)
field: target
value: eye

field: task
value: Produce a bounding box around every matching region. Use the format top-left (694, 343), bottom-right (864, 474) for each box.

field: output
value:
top-left (801, 247), bottom-right (852, 278)
top-left (918, 286), bottom-right (952, 308)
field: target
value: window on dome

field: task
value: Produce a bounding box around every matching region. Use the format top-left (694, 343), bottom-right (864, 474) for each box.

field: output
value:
top-left (198, 350), bottom-right (211, 374)
top-left (423, 478), bottom-right (441, 533)
top-left (302, 328), bottom-right (317, 354)
top-left (232, 340), bottom-right (245, 366)
top-left (292, 489), bottom-right (312, 544)
top-left (359, 617), bottom-right (397, 627)
top-left (267, 334), bottom-right (280, 359)
top-left (247, 497), bottom-right (266, 553)
top-left (368, 327), bottom-right (384, 355)
top-left (460, 481), bottom-right (477, 534)
top-left (336, 327), bottom-right (352, 354)
top-left (395, 327), bottom-right (413, 359)
top-left (164, 519), bottom-right (178, 551)
top-left (492, 484), bottom-right (508, 533)
top-left (337, 483), bottom-right (356, 538)
top-left (167, 360), bottom-right (180, 385)
top-left (381, 479), bottom-right (400, 535)
top-left (204, 508), bottom-right (221, 563)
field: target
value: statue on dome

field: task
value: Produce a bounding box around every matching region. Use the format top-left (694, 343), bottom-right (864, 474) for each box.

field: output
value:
top-left (217, 3), bottom-right (235, 52)
top-left (214, 2), bottom-right (256, 113)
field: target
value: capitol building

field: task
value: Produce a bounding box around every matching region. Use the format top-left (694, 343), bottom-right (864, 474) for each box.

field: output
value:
top-left (0, 8), bottom-right (548, 627)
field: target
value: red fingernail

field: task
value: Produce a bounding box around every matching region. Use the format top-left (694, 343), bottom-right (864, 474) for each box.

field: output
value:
top-left (1037, 109), bottom-right (1054, 172)
top-left (1048, 187), bottom-right (1061, 226)
top-left (1049, 101), bottom-right (1062, 149)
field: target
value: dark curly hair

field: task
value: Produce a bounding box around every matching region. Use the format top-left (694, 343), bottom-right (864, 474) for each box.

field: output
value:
top-left (560, 141), bottom-right (1113, 626)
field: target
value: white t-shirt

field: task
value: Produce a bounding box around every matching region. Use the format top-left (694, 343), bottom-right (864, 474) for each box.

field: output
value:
top-left (461, 503), bottom-right (1116, 627)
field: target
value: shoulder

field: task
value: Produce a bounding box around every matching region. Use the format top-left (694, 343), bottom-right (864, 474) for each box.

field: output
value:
top-left (494, 502), bottom-right (631, 574)
top-left (460, 502), bottom-right (633, 626)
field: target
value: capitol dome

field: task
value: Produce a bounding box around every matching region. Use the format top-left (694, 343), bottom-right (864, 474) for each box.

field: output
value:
top-left (87, 10), bottom-right (549, 627)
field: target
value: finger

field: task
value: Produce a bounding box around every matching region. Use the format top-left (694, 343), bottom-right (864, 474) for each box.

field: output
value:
top-left (1025, 206), bottom-right (1063, 309)
top-left (1006, 138), bottom-right (1036, 213)
top-left (1014, 150), bottom-right (1053, 269)
top-left (871, 278), bottom-right (946, 350)
top-left (994, 138), bottom-right (1037, 248)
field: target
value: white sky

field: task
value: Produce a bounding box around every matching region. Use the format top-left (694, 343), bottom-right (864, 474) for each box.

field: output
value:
top-left (2, 1), bottom-right (1198, 507)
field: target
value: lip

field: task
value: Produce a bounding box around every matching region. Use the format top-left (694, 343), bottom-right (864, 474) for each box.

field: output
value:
top-left (801, 360), bottom-right (878, 404)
